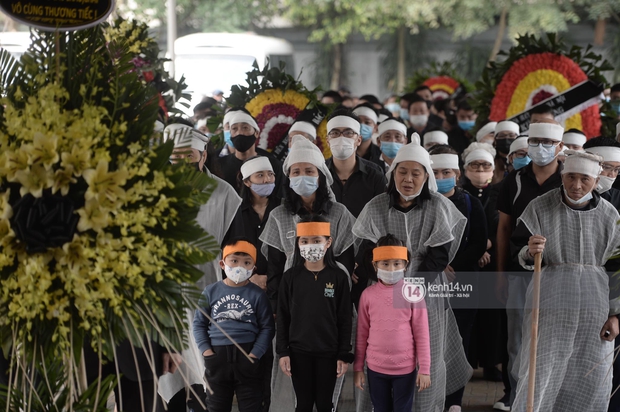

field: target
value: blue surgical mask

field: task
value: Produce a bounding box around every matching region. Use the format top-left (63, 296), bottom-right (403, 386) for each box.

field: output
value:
top-left (251, 182), bottom-right (275, 197)
top-left (512, 156), bottom-right (531, 170)
top-left (563, 187), bottom-right (593, 206)
top-left (224, 130), bottom-right (233, 147)
top-left (385, 103), bottom-right (400, 113)
top-left (436, 177), bottom-right (456, 194)
top-left (380, 142), bottom-right (403, 159)
top-left (399, 108), bottom-right (410, 122)
top-left (458, 120), bottom-right (475, 132)
top-left (611, 101), bottom-right (620, 117)
top-left (289, 176), bottom-right (319, 197)
top-left (360, 124), bottom-right (373, 141)
top-left (528, 145), bottom-right (557, 166)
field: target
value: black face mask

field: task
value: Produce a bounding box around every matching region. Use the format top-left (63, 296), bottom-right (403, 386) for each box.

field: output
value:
top-left (231, 134), bottom-right (257, 152)
top-left (495, 139), bottom-right (514, 155)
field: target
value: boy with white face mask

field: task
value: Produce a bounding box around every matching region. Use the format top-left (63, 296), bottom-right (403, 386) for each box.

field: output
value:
top-left (193, 238), bottom-right (275, 412)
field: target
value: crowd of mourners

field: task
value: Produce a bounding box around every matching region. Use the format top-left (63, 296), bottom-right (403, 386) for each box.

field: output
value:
top-left (129, 84), bottom-right (620, 412)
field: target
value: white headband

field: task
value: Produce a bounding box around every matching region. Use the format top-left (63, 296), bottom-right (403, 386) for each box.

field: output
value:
top-left (223, 110), bottom-right (235, 126)
top-left (353, 107), bottom-right (378, 124)
top-left (327, 115), bottom-right (361, 134)
top-left (586, 146), bottom-right (620, 163)
top-left (410, 133), bottom-right (421, 145)
top-left (562, 150), bottom-right (602, 178)
top-left (378, 119), bottom-right (407, 137)
top-left (164, 124), bottom-right (209, 151)
top-left (508, 136), bottom-right (529, 156)
top-left (495, 120), bottom-right (520, 135)
top-left (563, 132), bottom-right (586, 146)
top-left (616, 122), bottom-right (620, 139)
top-left (241, 156), bottom-right (273, 180)
top-left (378, 113), bottom-right (389, 123)
top-left (476, 122), bottom-right (497, 141)
top-left (465, 149), bottom-right (495, 168)
top-left (284, 135), bottom-right (333, 185)
top-left (289, 121), bottom-right (317, 139)
top-left (228, 111), bottom-right (260, 132)
top-left (528, 123), bottom-right (564, 141)
top-left (430, 154), bottom-right (459, 170)
top-left (423, 131), bottom-right (449, 146)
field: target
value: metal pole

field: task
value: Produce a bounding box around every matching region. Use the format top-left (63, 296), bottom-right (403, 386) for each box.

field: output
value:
top-left (167, 0), bottom-right (177, 78)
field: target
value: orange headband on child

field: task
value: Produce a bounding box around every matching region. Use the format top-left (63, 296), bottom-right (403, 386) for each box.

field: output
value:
top-left (372, 246), bottom-right (409, 262)
top-left (296, 222), bottom-right (331, 237)
top-left (223, 241), bottom-right (257, 262)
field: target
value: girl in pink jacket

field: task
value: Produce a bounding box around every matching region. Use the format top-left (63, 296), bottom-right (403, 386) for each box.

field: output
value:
top-left (354, 234), bottom-right (431, 412)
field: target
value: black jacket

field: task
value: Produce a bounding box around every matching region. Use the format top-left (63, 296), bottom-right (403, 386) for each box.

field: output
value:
top-left (276, 265), bottom-right (353, 362)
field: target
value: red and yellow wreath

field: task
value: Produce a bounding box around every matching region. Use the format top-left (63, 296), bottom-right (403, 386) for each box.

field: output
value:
top-left (423, 76), bottom-right (461, 100)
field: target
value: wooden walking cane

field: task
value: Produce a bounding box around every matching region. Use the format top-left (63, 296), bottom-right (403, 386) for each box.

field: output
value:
top-left (526, 253), bottom-right (543, 412)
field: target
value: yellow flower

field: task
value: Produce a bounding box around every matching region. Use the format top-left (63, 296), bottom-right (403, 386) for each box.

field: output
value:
top-left (53, 167), bottom-right (77, 196)
top-left (61, 146), bottom-right (91, 177)
top-left (1, 150), bottom-right (30, 182)
top-left (28, 133), bottom-right (60, 170)
top-left (0, 219), bottom-right (14, 248)
top-left (83, 160), bottom-right (128, 209)
top-left (77, 198), bottom-right (110, 232)
top-left (14, 164), bottom-right (54, 197)
top-left (0, 190), bottom-right (12, 220)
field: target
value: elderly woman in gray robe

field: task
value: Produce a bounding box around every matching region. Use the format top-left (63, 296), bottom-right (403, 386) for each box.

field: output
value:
top-left (353, 138), bottom-right (472, 412)
top-left (511, 150), bottom-right (620, 412)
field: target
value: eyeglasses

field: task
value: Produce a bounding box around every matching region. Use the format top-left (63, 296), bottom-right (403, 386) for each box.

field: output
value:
top-left (512, 150), bottom-right (528, 159)
top-left (231, 124), bottom-right (255, 134)
top-left (528, 139), bottom-right (558, 148)
top-left (468, 162), bottom-right (493, 171)
top-left (380, 132), bottom-right (406, 142)
top-left (328, 129), bottom-right (358, 138)
top-left (602, 164), bottom-right (620, 175)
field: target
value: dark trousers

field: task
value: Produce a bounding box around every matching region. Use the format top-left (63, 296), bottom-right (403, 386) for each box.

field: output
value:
top-left (261, 342), bottom-right (274, 411)
top-left (446, 308), bottom-right (477, 407)
top-left (289, 351), bottom-right (337, 412)
top-left (167, 384), bottom-right (208, 412)
top-left (608, 335), bottom-right (620, 412)
top-left (366, 368), bottom-right (417, 412)
top-left (204, 343), bottom-right (264, 412)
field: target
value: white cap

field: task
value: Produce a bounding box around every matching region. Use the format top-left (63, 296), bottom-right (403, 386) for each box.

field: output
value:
top-left (508, 136), bottom-right (529, 156)
top-left (327, 115), bottom-right (361, 134)
top-left (386, 142), bottom-right (437, 192)
top-left (561, 150), bottom-right (602, 178)
top-left (378, 119), bottom-right (407, 137)
top-left (528, 123), bottom-right (564, 141)
top-left (430, 154), bottom-right (459, 170)
top-left (410, 133), bottom-right (421, 145)
top-left (476, 122), bottom-right (497, 142)
top-left (163, 124), bottom-right (209, 151)
top-left (228, 111), bottom-right (260, 132)
top-left (495, 121), bottom-right (520, 135)
top-left (289, 121), bottom-right (317, 140)
top-left (563, 132), bottom-right (586, 147)
top-left (616, 122), bottom-right (620, 140)
top-left (283, 135), bottom-right (333, 185)
top-left (352, 106), bottom-right (378, 124)
top-left (423, 130), bottom-right (449, 147)
top-left (585, 146), bottom-right (620, 163)
top-left (464, 149), bottom-right (495, 169)
top-left (241, 156), bottom-right (273, 180)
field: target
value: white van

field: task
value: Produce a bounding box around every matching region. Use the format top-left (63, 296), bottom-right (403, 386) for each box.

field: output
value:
top-left (173, 32), bottom-right (294, 110)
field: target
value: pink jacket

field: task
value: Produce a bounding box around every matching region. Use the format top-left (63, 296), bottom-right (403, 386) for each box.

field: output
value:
top-left (354, 281), bottom-right (431, 375)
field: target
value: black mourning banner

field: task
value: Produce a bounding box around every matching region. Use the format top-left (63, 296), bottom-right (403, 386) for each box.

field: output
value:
top-left (0, 0), bottom-right (115, 31)
top-left (272, 104), bottom-right (329, 162)
top-left (507, 80), bottom-right (604, 133)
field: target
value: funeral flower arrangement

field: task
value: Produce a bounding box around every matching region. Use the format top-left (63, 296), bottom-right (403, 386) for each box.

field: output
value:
top-left (405, 61), bottom-right (472, 101)
top-left (472, 33), bottom-right (614, 137)
top-left (227, 62), bottom-right (333, 157)
top-left (0, 23), bottom-right (216, 410)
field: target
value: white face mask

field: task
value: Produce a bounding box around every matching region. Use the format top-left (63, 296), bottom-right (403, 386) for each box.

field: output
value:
top-left (396, 185), bottom-right (423, 201)
top-left (563, 187), bottom-right (593, 206)
top-left (224, 264), bottom-right (253, 284)
top-left (597, 175), bottom-right (615, 194)
top-left (409, 114), bottom-right (428, 128)
top-left (299, 243), bottom-right (327, 263)
top-left (377, 269), bottom-right (405, 285)
top-left (329, 136), bottom-right (356, 160)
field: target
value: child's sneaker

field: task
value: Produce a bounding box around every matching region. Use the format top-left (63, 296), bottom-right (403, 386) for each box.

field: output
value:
top-left (493, 394), bottom-right (511, 411)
